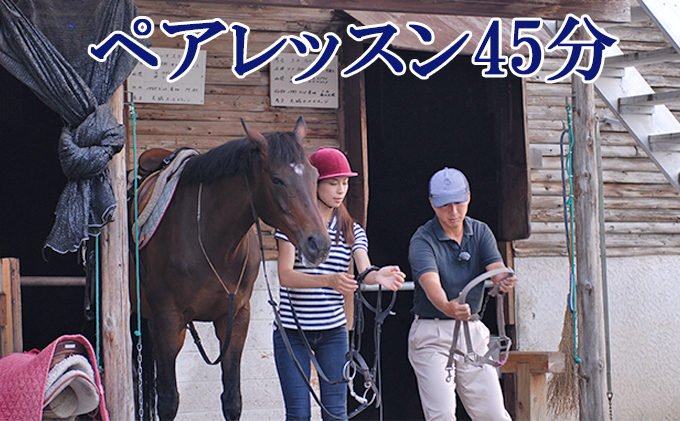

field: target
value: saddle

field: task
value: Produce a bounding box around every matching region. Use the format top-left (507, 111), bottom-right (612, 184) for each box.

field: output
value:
top-left (129, 147), bottom-right (199, 248)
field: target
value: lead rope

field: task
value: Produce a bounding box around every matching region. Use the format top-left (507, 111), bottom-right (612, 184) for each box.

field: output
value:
top-left (129, 99), bottom-right (145, 421)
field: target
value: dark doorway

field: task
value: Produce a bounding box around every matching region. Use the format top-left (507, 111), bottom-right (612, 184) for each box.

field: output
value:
top-left (354, 49), bottom-right (527, 420)
top-left (0, 66), bottom-right (87, 351)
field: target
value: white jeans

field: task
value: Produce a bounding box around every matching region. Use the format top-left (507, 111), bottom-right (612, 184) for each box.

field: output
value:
top-left (408, 317), bottom-right (512, 421)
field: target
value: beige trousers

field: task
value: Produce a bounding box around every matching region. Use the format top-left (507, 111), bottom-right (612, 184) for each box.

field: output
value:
top-left (408, 317), bottom-right (512, 421)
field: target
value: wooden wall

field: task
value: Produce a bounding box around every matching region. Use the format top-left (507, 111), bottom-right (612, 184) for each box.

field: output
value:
top-left (130, 2), bottom-right (680, 259)
top-left (131, 2), bottom-right (353, 259)
top-left (515, 18), bottom-right (680, 257)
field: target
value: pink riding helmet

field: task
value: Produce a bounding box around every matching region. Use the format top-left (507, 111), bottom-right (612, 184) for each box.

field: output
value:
top-left (308, 148), bottom-right (358, 180)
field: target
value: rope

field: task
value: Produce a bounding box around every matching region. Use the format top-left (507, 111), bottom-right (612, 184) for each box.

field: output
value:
top-left (130, 100), bottom-right (145, 421)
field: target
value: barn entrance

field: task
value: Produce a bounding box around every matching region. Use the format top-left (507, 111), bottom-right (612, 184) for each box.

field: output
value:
top-left (0, 66), bottom-right (88, 351)
top-left (351, 49), bottom-right (529, 420)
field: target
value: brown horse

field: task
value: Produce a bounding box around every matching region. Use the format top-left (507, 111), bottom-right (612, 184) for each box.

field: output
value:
top-left (131, 117), bottom-right (330, 420)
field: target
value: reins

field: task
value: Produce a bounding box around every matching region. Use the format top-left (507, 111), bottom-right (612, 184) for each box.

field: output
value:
top-left (243, 174), bottom-right (391, 420)
top-left (188, 182), bottom-right (249, 366)
top-left (347, 266), bottom-right (397, 419)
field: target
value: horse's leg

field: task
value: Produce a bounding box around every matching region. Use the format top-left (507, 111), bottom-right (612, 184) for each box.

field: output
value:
top-left (152, 311), bottom-right (186, 421)
top-left (215, 302), bottom-right (251, 421)
top-left (142, 318), bottom-right (157, 421)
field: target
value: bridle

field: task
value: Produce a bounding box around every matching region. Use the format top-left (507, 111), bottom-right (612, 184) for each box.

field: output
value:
top-left (187, 182), bottom-right (248, 366)
top-left (445, 267), bottom-right (514, 382)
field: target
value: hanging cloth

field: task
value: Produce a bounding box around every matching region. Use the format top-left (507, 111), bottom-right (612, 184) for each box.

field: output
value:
top-left (0, 0), bottom-right (146, 253)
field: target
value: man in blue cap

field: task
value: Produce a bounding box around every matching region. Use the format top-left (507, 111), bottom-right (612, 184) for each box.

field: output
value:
top-left (408, 167), bottom-right (516, 420)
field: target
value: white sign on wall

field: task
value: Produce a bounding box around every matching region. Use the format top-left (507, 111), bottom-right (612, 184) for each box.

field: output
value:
top-left (270, 53), bottom-right (339, 109)
top-left (128, 48), bottom-right (206, 105)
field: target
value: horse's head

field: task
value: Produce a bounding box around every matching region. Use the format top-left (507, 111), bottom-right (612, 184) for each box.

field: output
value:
top-left (242, 117), bottom-right (330, 266)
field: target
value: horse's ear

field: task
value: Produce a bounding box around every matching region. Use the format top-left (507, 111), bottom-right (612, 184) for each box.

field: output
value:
top-left (293, 116), bottom-right (307, 144)
top-left (241, 118), bottom-right (267, 150)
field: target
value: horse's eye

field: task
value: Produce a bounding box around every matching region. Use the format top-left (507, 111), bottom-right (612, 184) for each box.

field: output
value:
top-left (271, 176), bottom-right (284, 186)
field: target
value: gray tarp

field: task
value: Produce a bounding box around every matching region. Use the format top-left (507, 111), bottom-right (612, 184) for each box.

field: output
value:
top-left (0, 0), bottom-right (143, 253)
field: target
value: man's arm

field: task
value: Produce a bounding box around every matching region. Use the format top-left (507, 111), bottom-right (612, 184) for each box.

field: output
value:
top-left (418, 271), bottom-right (472, 321)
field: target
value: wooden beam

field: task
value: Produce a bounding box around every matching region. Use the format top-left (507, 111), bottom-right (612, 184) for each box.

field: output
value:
top-left (340, 30), bottom-right (368, 227)
top-left (101, 87), bottom-right (134, 421)
top-left (619, 89), bottom-right (680, 107)
top-left (604, 47), bottom-right (679, 68)
top-left (572, 37), bottom-right (608, 420)
top-left (21, 276), bottom-right (86, 287)
top-left (0, 258), bottom-right (22, 357)
top-left (181, 0), bottom-right (631, 23)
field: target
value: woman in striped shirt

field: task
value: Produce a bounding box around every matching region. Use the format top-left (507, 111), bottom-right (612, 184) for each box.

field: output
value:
top-left (274, 147), bottom-right (405, 420)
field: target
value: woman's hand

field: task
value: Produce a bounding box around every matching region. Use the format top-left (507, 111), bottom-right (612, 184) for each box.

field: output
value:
top-left (326, 272), bottom-right (358, 295)
top-left (372, 265), bottom-right (406, 291)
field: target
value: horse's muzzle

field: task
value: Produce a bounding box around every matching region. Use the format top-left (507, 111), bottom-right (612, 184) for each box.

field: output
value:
top-left (302, 233), bottom-right (331, 266)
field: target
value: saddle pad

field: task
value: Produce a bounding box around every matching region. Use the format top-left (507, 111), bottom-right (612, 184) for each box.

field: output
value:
top-left (132, 148), bottom-right (198, 249)
top-left (0, 335), bottom-right (108, 421)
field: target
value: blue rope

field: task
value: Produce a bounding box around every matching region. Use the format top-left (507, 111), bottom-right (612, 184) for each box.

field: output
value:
top-left (560, 101), bottom-right (581, 365)
top-left (130, 101), bottom-right (145, 420)
top-left (131, 101), bottom-right (142, 338)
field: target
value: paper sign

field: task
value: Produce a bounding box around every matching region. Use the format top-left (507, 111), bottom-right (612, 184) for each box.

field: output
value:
top-left (270, 53), bottom-right (339, 109)
top-left (128, 48), bottom-right (206, 105)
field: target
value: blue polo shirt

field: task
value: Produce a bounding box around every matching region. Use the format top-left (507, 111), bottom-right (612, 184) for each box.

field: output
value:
top-left (409, 215), bottom-right (502, 319)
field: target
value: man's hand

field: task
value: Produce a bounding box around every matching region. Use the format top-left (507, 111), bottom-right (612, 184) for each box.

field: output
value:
top-left (443, 298), bottom-right (471, 321)
top-left (498, 273), bottom-right (517, 294)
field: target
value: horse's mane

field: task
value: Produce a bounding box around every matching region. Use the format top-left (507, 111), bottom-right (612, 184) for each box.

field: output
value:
top-left (181, 130), bottom-right (307, 183)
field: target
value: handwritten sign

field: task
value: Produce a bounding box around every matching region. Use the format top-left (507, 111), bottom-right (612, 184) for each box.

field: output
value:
top-left (270, 53), bottom-right (338, 109)
top-left (128, 48), bottom-right (206, 105)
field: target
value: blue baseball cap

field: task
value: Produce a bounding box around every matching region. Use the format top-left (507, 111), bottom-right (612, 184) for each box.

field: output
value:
top-left (429, 168), bottom-right (470, 207)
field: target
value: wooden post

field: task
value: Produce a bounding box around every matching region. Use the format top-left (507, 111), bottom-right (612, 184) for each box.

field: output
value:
top-left (0, 258), bottom-right (22, 357)
top-left (100, 86), bottom-right (134, 420)
top-left (572, 64), bottom-right (607, 419)
top-left (339, 30), bottom-right (368, 227)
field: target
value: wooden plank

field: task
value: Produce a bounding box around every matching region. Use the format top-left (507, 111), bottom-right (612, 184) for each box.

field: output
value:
top-left (532, 169), bottom-right (669, 184)
top-left (649, 132), bottom-right (680, 152)
top-left (101, 87), bottom-right (134, 420)
top-left (500, 352), bottom-right (564, 374)
top-left (0, 260), bottom-right (10, 357)
top-left (619, 89), bottom-right (680, 107)
top-left (604, 47), bottom-right (679, 68)
top-left (491, 78), bottom-right (531, 241)
top-left (0, 258), bottom-right (22, 356)
top-left (180, 0), bottom-right (631, 23)
top-left (532, 181), bottom-right (678, 198)
top-left (21, 276), bottom-right (86, 287)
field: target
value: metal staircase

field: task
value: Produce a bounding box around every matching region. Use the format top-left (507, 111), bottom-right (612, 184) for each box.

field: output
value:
top-left (596, 0), bottom-right (680, 191)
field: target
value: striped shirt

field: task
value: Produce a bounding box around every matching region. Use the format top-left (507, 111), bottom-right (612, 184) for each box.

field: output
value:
top-left (275, 216), bottom-right (368, 331)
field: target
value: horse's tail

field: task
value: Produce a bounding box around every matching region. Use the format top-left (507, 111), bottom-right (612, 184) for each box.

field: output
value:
top-left (132, 315), bottom-right (157, 421)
